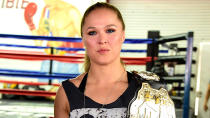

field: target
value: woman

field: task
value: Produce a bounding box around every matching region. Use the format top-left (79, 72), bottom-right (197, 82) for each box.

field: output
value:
top-left (54, 2), bottom-right (139, 118)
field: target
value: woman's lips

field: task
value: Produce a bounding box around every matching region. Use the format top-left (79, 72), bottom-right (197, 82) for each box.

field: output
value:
top-left (97, 49), bottom-right (110, 54)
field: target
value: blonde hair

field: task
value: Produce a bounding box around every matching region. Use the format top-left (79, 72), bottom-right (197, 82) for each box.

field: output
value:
top-left (81, 2), bottom-right (125, 72)
top-left (84, 53), bottom-right (90, 73)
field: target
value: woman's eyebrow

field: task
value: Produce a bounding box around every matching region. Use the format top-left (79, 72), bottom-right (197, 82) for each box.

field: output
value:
top-left (106, 24), bottom-right (117, 28)
top-left (87, 27), bottom-right (96, 30)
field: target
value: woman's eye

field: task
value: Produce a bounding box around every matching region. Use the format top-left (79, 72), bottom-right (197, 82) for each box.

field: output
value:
top-left (88, 31), bottom-right (96, 35)
top-left (106, 29), bottom-right (115, 33)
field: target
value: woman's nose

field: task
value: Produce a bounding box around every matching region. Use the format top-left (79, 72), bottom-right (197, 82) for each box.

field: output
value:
top-left (98, 32), bottom-right (108, 44)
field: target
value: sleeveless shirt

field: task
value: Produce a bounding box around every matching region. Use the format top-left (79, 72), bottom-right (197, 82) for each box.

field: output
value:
top-left (62, 71), bottom-right (139, 118)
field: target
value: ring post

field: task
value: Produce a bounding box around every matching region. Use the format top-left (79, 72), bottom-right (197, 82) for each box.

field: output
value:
top-left (146, 30), bottom-right (160, 71)
top-left (48, 47), bottom-right (54, 85)
top-left (183, 32), bottom-right (194, 118)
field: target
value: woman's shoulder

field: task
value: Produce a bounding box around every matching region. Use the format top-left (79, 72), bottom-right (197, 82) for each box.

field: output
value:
top-left (58, 73), bottom-right (86, 97)
top-left (66, 73), bottom-right (86, 88)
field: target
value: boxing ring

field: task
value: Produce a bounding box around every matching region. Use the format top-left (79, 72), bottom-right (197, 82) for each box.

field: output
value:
top-left (1, 32), bottom-right (194, 118)
top-left (0, 34), bottom-right (166, 100)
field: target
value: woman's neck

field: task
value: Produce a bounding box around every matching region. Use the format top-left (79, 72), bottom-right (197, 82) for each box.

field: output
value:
top-left (88, 62), bottom-right (126, 84)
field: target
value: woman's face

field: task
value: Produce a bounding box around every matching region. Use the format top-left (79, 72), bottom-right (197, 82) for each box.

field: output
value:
top-left (82, 8), bottom-right (125, 65)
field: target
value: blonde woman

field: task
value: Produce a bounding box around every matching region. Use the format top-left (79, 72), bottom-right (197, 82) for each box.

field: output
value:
top-left (54, 2), bottom-right (139, 118)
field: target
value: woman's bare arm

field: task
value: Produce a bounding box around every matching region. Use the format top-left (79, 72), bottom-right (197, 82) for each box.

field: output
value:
top-left (54, 86), bottom-right (70, 118)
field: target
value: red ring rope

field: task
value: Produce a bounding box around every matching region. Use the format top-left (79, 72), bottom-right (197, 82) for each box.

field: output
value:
top-left (0, 89), bottom-right (56, 97)
top-left (0, 80), bottom-right (60, 86)
top-left (0, 49), bottom-right (157, 65)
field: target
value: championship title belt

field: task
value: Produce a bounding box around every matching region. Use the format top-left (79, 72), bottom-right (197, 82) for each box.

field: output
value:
top-left (127, 71), bottom-right (176, 118)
